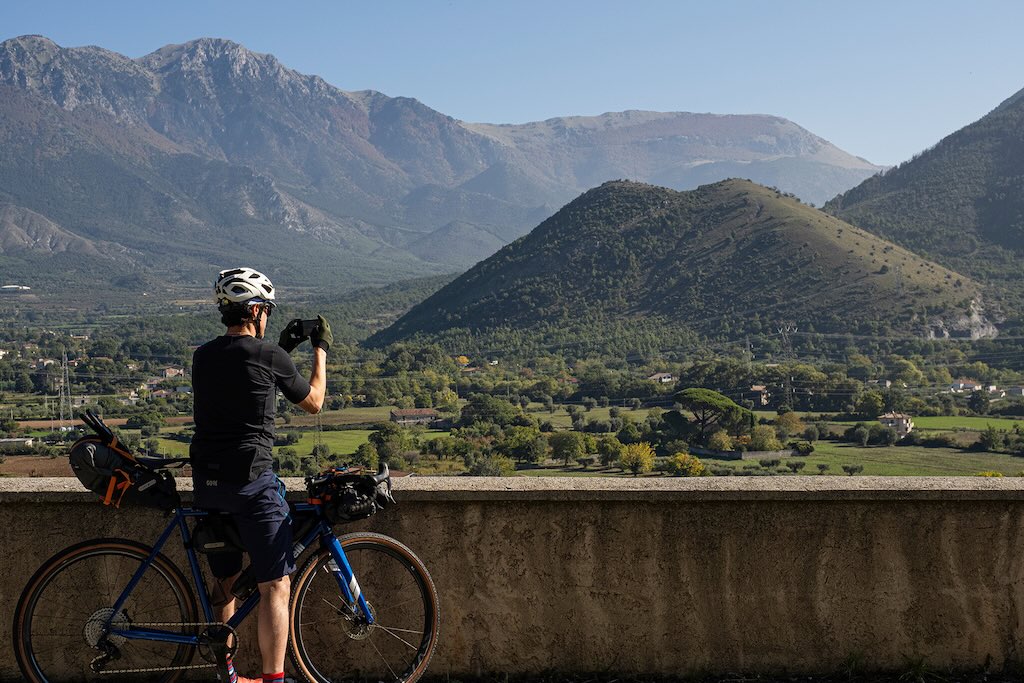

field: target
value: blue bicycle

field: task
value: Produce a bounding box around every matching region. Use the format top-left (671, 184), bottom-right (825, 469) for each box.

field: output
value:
top-left (12, 415), bottom-right (439, 683)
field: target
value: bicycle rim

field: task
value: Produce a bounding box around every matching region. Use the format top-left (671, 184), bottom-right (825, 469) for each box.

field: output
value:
top-left (13, 539), bottom-right (197, 683)
top-left (290, 532), bottom-right (440, 683)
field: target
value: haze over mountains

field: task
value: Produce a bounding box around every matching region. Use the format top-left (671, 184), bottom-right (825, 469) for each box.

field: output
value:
top-left (0, 35), bottom-right (881, 296)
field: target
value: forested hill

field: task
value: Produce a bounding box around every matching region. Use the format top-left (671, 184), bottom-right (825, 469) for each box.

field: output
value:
top-left (824, 85), bottom-right (1024, 290)
top-left (369, 179), bottom-right (990, 354)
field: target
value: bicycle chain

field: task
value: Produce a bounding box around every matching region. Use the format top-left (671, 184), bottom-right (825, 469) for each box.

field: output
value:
top-left (92, 621), bottom-right (231, 676)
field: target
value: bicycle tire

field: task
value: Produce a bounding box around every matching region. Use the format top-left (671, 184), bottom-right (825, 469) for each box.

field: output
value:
top-left (12, 537), bottom-right (199, 683)
top-left (289, 532), bottom-right (440, 683)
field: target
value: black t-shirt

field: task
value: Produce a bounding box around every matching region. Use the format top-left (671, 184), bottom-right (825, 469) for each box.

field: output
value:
top-left (190, 335), bottom-right (311, 482)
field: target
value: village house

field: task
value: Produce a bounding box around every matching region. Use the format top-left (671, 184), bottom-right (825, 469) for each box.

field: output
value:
top-left (161, 365), bottom-right (186, 378)
top-left (878, 412), bottom-right (915, 437)
top-left (949, 379), bottom-right (983, 393)
top-left (867, 379), bottom-right (893, 389)
top-left (647, 372), bottom-right (674, 384)
top-left (748, 385), bottom-right (771, 406)
top-left (390, 408), bottom-right (440, 426)
top-left (0, 437), bottom-right (34, 451)
top-left (1005, 386), bottom-right (1024, 397)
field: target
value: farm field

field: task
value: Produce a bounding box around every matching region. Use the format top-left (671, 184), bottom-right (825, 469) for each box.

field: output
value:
top-left (913, 415), bottom-right (1024, 431)
top-left (702, 440), bottom-right (1024, 476)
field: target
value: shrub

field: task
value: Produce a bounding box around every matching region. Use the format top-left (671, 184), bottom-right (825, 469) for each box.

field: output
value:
top-left (816, 463), bottom-right (830, 474)
top-left (469, 455), bottom-right (515, 476)
top-left (791, 441), bottom-right (815, 456)
top-left (759, 458), bottom-right (781, 469)
top-left (785, 461), bottom-right (807, 474)
top-left (619, 442), bottom-right (656, 475)
top-left (842, 464), bottom-right (864, 476)
top-left (750, 425), bottom-right (783, 451)
top-left (668, 452), bottom-right (706, 477)
top-left (707, 430), bottom-right (733, 452)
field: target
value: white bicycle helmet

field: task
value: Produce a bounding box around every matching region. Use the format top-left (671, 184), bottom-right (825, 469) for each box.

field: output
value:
top-left (214, 267), bottom-right (276, 307)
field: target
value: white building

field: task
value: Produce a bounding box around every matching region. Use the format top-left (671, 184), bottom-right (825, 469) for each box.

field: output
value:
top-left (878, 412), bottom-right (915, 437)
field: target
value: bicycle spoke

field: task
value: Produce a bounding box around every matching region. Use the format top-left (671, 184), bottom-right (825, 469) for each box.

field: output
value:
top-left (368, 634), bottom-right (400, 681)
top-left (372, 624), bottom-right (422, 651)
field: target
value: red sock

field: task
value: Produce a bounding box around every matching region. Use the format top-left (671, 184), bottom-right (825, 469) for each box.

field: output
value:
top-left (262, 674), bottom-right (285, 683)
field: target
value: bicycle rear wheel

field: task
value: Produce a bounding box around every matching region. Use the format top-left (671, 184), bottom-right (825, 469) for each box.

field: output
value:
top-left (12, 538), bottom-right (199, 683)
top-left (289, 532), bottom-right (440, 683)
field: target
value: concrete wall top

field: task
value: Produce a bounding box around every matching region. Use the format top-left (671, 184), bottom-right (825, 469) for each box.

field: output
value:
top-left (4, 475), bottom-right (1024, 502)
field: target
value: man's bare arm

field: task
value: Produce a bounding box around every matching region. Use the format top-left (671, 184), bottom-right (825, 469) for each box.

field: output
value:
top-left (297, 347), bottom-right (327, 414)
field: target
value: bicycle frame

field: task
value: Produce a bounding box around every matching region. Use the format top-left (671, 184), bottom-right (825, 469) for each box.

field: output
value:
top-left (102, 503), bottom-right (374, 649)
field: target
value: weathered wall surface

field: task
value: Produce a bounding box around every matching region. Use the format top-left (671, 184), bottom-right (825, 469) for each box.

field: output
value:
top-left (3, 476), bottom-right (1024, 680)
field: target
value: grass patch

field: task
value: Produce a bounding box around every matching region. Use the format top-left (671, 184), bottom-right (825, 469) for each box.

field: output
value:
top-left (707, 440), bottom-right (1024, 476)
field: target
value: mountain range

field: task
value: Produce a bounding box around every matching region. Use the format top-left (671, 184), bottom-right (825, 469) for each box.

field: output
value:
top-left (0, 35), bottom-right (881, 299)
top-left (370, 179), bottom-right (991, 352)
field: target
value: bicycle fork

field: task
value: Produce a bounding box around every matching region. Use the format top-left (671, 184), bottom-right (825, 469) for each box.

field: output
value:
top-left (322, 534), bottom-right (375, 626)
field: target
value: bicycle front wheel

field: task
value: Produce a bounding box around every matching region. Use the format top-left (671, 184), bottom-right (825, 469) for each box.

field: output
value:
top-left (12, 538), bottom-right (199, 683)
top-left (289, 532), bottom-right (440, 683)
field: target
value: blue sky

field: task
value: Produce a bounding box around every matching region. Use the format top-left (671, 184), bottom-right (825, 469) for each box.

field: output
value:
top-left (4, 0), bottom-right (1024, 166)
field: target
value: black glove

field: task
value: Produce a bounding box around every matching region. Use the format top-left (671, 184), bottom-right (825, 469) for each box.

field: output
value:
top-left (310, 314), bottom-right (333, 352)
top-left (278, 319), bottom-right (308, 353)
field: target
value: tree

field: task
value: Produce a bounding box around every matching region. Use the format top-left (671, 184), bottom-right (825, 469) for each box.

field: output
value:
top-left (351, 442), bottom-right (379, 468)
top-left (853, 426), bottom-right (870, 447)
top-left (968, 390), bottom-right (990, 415)
top-left (750, 425), bottom-right (783, 451)
top-left (817, 463), bottom-right (830, 475)
top-left (855, 391), bottom-right (885, 419)
top-left (842, 464), bottom-right (864, 476)
top-left (803, 425), bottom-right (820, 443)
top-left (459, 394), bottom-right (520, 427)
top-left (785, 461), bottom-right (806, 474)
top-left (673, 388), bottom-right (752, 445)
top-left (759, 458), bottom-right (781, 469)
top-left (668, 452), bottom-right (705, 477)
top-left (582, 397), bottom-right (598, 412)
top-left (616, 421), bottom-right (643, 445)
top-left (548, 432), bottom-right (587, 466)
top-left (979, 425), bottom-right (1006, 452)
top-left (597, 435), bottom-right (625, 466)
top-left (775, 412), bottom-right (802, 439)
top-left (619, 442), bottom-right (655, 476)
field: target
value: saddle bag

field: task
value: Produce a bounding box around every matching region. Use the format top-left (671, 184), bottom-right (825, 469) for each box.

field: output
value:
top-left (68, 435), bottom-right (180, 511)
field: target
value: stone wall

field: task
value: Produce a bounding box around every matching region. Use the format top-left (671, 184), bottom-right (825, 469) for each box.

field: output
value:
top-left (3, 476), bottom-right (1024, 680)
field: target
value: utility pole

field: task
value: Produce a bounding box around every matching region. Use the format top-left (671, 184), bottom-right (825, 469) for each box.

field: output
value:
top-left (777, 325), bottom-right (797, 409)
top-left (57, 349), bottom-right (72, 431)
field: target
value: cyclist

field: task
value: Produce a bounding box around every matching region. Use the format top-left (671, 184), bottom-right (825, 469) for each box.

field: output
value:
top-left (190, 267), bottom-right (331, 683)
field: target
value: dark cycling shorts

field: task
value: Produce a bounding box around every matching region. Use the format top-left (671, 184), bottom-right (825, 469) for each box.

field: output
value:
top-left (193, 468), bottom-right (295, 583)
